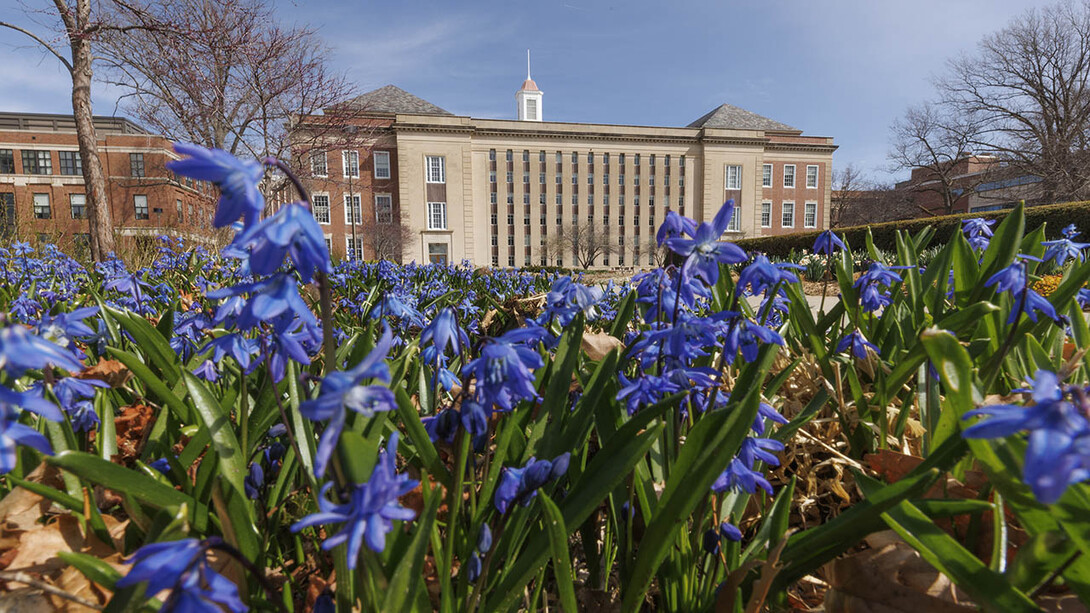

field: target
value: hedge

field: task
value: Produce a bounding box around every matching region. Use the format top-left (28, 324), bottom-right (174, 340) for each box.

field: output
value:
top-left (733, 200), bottom-right (1090, 258)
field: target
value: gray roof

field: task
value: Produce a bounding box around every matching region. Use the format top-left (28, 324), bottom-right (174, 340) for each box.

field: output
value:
top-left (342, 85), bottom-right (452, 116)
top-left (687, 103), bottom-right (797, 132)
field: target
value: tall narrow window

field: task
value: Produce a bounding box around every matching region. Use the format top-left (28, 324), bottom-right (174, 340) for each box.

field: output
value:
top-left (426, 156), bottom-right (445, 183)
top-left (344, 194), bottom-right (361, 224)
top-left (804, 202), bottom-right (817, 228)
top-left (33, 193), bottom-right (51, 219)
top-left (375, 194), bottom-right (393, 224)
top-left (725, 165), bottom-right (742, 190)
top-left (373, 151), bottom-right (391, 179)
top-left (806, 165), bottom-right (819, 189)
top-left (728, 206), bottom-right (741, 232)
top-left (130, 153), bottom-right (145, 177)
top-left (70, 194), bottom-right (86, 219)
top-left (346, 237), bottom-right (363, 261)
top-left (310, 151), bottom-right (327, 177)
top-left (783, 164), bottom-right (796, 188)
top-left (343, 150), bottom-right (360, 178)
top-left (526, 99), bottom-right (537, 120)
top-left (762, 164), bottom-right (772, 188)
top-left (312, 194), bottom-right (331, 224)
top-left (761, 201), bottom-right (772, 228)
top-left (427, 202), bottom-right (448, 230)
top-left (134, 195), bottom-right (149, 220)
top-left (782, 201), bottom-right (795, 228)
top-left (0, 150), bottom-right (13, 173)
top-left (59, 151), bottom-right (82, 175)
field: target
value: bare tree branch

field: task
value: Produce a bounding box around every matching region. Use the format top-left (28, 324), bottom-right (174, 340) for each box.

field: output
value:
top-left (0, 20), bottom-right (73, 72)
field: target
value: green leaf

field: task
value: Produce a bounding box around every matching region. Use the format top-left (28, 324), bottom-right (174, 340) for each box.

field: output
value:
top-left (857, 474), bottom-right (1040, 612)
top-left (105, 306), bottom-right (181, 385)
top-left (106, 347), bottom-right (191, 422)
top-left (183, 372), bottom-right (248, 499)
top-left (46, 451), bottom-right (206, 519)
top-left (609, 290), bottom-right (637, 339)
top-left (540, 492), bottom-right (578, 613)
top-left (58, 551), bottom-right (123, 589)
top-left (395, 387), bottom-right (451, 487)
top-left (383, 484), bottom-right (441, 613)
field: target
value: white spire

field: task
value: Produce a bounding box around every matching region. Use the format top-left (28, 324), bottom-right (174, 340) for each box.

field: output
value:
top-left (516, 50), bottom-right (542, 121)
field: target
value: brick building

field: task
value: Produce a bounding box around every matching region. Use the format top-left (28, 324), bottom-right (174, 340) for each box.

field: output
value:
top-left (0, 112), bottom-right (217, 255)
top-left (291, 76), bottom-right (836, 268)
top-left (895, 155), bottom-right (1045, 216)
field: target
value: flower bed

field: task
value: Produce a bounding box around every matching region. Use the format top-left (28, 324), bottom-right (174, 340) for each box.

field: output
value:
top-left (0, 146), bottom-right (1089, 611)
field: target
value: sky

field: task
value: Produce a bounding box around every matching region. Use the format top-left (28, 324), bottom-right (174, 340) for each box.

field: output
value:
top-left (0, 0), bottom-right (1051, 183)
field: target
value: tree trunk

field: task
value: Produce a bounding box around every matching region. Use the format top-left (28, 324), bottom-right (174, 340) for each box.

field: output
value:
top-left (68, 2), bottom-right (114, 261)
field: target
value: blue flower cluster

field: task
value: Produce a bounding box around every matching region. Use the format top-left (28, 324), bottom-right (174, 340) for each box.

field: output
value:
top-left (963, 370), bottom-right (1090, 503)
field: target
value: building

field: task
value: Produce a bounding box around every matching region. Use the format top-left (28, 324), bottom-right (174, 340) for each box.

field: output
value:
top-left (290, 74), bottom-right (836, 268)
top-left (0, 112), bottom-right (217, 255)
top-left (895, 155), bottom-right (1045, 217)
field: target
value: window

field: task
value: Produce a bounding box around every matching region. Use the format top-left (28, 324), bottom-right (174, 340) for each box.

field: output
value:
top-left (506, 150), bottom-right (513, 162)
top-left (556, 152), bottom-right (562, 165)
top-left (572, 175), bottom-right (578, 185)
top-left (505, 171), bottom-right (513, 183)
top-left (59, 151), bottom-right (82, 176)
top-left (324, 237), bottom-right (333, 255)
top-left (539, 151), bottom-right (546, 163)
top-left (761, 202), bottom-right (772, 228)
top-left (130, 153), bottom-right (145, 177)
top-left (375, 194), bottom-right (393, 224)
top-left (428, 243), bottom-right (449, 264)
top-left (346, 237), bottom-right (363, 261)
top-left (555, 194), bottom-right (562, 205)
top-left (619, 174), bottom-right (625, 185)
top-left (725, 165), bottom-right (742, 190)
top-left (588, 173), bottom-right (594, 184)
top-left (0, 150), bottom-right (13, 173)
top-left (522, 150), bottom-right (530, 162)
top-left (539, 193), bottom-right (546, 205)
top-left (70, 193), bottom-right (86, 219)
top-left (540, 172), bottom-right (546, 184)
top-left (312, 194), bottom-right (330, 224)
top-left (806, 165), bottom-right (819, 189)
top-left (491, 192), bottom-right (498, 205)
top-left (310, 151), bottom-right (327, 177)
top-left (523, 172), bottom-right (530, 184)
top-left (134, 195), bottom-right (149, 220)
top-left (556, 174), bottom-right (562, 184)
top-left (507, 235), bottom-right (514, 246)
top-left (728, 206), bottom-right (741, 232)
top-left (508, 213), bottom-right (515, 225)
top-left (33, 193), bottom-right (51, 219)
top-left (374, 151), bottom-right (391, 179)
top-left (344, 194), bottom-right (361, 224)
top-left (427, 202), bottom-right (447, 230)
top-left (490, 149), bottom-right (497, 161)
top-left (176, 199), bottom-right (182, 219)
top-left (804, 202), bottom-right (818, 228)
top-left (762, 164), bottom-right (772, 188)
top-left (524, 233), bottom-right (531, 246)
top-left (343, 150), bottom-right (360, 178)
top-left (490, 171), bottom-right (497, 183)
top-left (22, 150), bottom-right (52, 175)
top-left (783, 164), bottom-right (795, 188)
top-left (782, 201), bottom-right (795, 228)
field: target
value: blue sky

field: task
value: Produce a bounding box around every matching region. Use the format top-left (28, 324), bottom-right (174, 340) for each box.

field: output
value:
top-left (0, 0), bottom-right (1048, 182)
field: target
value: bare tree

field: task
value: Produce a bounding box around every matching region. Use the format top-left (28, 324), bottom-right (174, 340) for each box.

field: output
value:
top-left (98, 0), bottom-right (357, 165)
top-left (830, 163), bottom-right (867, 228)
top-left (889, 102), bottom-right (986, 215)
top-left (361, 214), bottom-right (413, 263)
top-left (937, 0), bottom-right (1090, 203)
top-left (550, 222), bottom-right (615, 270)
top-left (1, 1), bottom-right (163, 261)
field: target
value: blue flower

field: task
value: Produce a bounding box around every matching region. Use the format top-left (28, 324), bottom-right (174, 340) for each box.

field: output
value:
top-left (301, 327), bottom-right (395, 478)
top-left (702, 528), bottom-right (721, 555)
top-left (167, 143), bottom-right (265, 228)
top-left (0, 326), bottom-right (83, 376)
top-left (292, 433), bottom-right (419, 565)
top-left (207, 273), bottom-right (317, 332)
top-left (985, 262), bottom-right (1027, 295)
top-left (1041, 237), bottom-right (1089, 266)
top-left (962, 218), bottom-right (996, 250)
top-left (663, 200), bottom-right (748, 286)
top-left (737, 255), bottom-right (799, 296)
top-left (477, 523), bottom-right (493, 552)
top-left (494, 453), bottom-right (570, 514)
top-left (1062, 224), bottom-right (1080, 239)
top-left (421, 307), bottom-right (469, 361)
top-left (813, 230), bottom-right (846, 255)
top-left (962, 370), bottom-right (1090, 503)
top-left (116, 538), bottom-right (245, 612)
top-left (712, 438), bottom-right (783, 495)
top-left (463, 327), bottom-right (545, 411)
top-left (233, 203), bottom-right (332, 283)
top-left (0, 414), bottom-right (53, 474)
top-left (853, 263), bottom-right (903, 312)
top-left (656, 210), bottom-right (697, 246)
top-left (985, 261), bottom-right (1063, 324)
top-left (837, 329), bottom-right (879, 359)
top-left (616, 373), bottom-right (681, 416)
top-left (541, 277), bottom-right (605, 325)
top-left (751, 402), bottom-right (789, 435)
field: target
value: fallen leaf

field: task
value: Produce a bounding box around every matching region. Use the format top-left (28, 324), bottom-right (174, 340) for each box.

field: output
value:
top-left (581, 331), bottom-right (624, 361)
top-left (77, 360), bottom-right (132, 388)
top-left (0, 464), bottom-right (63, 535)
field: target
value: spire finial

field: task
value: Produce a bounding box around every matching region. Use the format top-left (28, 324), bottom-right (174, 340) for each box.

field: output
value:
top-left (527, 49), bottom-right (531, 80)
